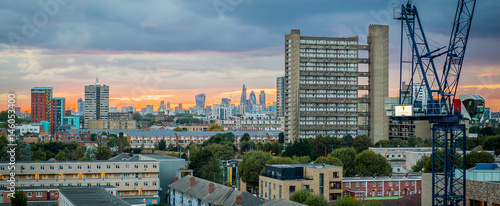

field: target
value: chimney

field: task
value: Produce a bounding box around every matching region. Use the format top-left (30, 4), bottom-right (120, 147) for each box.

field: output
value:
top-left (118, 132), bottom-right (124, 154)
top-left (174, 176), bottom-right (179, 182)
top-left (209, 182), bottom-right (214, 193)
top-left (189, 176), bottom-right (195, 187)
top-left (236, 195), bottom-right (242, 206)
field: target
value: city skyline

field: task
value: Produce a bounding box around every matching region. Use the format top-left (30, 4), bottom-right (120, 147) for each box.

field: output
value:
top-left (1, 1), bottom-right (499, 112)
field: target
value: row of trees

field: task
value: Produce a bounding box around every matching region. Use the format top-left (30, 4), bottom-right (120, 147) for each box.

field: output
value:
top-left (412, 150), bottom-right (495, 172)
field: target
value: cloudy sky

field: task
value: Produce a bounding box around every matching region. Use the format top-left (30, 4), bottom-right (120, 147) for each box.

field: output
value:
top-left (0, 0), bottom-right (499, 112)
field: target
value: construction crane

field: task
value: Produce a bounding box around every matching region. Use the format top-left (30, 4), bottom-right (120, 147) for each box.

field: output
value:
top-left (394, 0), bottom-right (477, 205)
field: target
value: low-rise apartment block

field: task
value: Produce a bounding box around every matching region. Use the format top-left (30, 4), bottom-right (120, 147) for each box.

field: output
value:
top-left (88, 119), bottom-right (137, 129)
top-left (216, 119), bottom-right (283, 132)
top-left (369, 147), bottom-right (432, 173)
top-left (259, 164), bottom-right (343, 203)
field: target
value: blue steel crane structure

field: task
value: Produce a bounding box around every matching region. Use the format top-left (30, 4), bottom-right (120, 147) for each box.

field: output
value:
top-left (394, 0), bottom-right (477, 205)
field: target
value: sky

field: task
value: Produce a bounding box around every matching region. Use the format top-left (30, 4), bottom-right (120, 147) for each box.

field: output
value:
top-left (0, 0), bottom-right (499, 112)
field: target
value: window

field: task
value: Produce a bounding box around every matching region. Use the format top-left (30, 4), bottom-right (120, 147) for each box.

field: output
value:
top-left (396, 182), bottom-right (399, 186)
top-left (50, 166), bottom-right (54, 170)
top-left (134, 182), bottom-right (138, 186)
top-left (144, 164), bottom-right (148, 169)
top-left (279, 185), bottom-right (282, 199)
top-left (394, 190), bottom-right (399, 195)
top-left (274, 183), bottom-right (275, 189)
top-left (411, 181), bottom-right (415, 186)
top-left (106, 183), bottom-right (111, 186)
top-left (144, 182), bottom-right (148, 186)
top-left (30, 166), bottom-right (35, 170)
top-left (319, 173), bottom-right (324, 195)
top-left (27, 192), bottom-right (32, 197)
top-left (87, 183), bottom-right (91, 186)
top-left (36, 192), bottom-right (42, 197)
top-left (289, 186), bottom-right (296, 197)
top-left (333, 172), bottom-right (339, 178)
top-left (68, 165), bottom-right (72, 169)
top-left (115, 165), bottom-right (120, 169)
top-left (107, 165), bottom-right (111, 169)
top-left (87, 165), bottom-right (91, 169)
top-left (97, 165), bottom-right (101, 169)
top-left (125, 164), bottom-right (129, 169)
top-left (153, 182), bottom-right (157, 186)
top-left (134, 165), bottom-right (139, 169)
top-left (265, 182), bottom-right (267, 187)
top-left (389, 182), bottom-right (392, 186)
top-left (377, 191), bottom-right (382, 196)
top-left (372, 182), bottom-right (376, 187)
top-left (405, 181), bottom-right (409, 186)
top-left (153, 164), bottom-right (157, 168)
top-left (21, 166), bottom-right (25, 170)
top-left (77, 165), bottom-right (81, 170)
top-left (329, 193), bottom-right (340, 201)
top-left (379, 182), bottom-right (382, 187)
top-left (115, 183), bottom-right (120, 186)
top-left (125, 183), bottom-right (130, 186)
top-left (59, 166), bottom-right (63, 170)
top-left (40, 166), bottom-right (45, 170)
top-left (97, 183), bottom-right (100, 186)
top-left (304, 185), bottom-right (309, 190)
top-left (330, 182), bottom-right (341, 189)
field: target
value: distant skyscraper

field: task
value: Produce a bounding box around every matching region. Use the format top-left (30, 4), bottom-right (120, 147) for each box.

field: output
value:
top-left (259, 90), bottom-right (266, 106)
top-left (276, 76), bottom-right (285, 117)
top-left (31, 87), bottom-right (64, 134)
top-left (14, 106), bottom-right (21, 115)
top-left (239, 84), bottom-right (247, 114)
top-left (159, 101), bottom-right (165, 112)
top-left (178, 103), bottom-right (183, 112)
top-left (146, 105), bottom-right (154, 114)
top-left (84, 79), bottom-right (109, 128)
top-left (249, 91), bottom-right (256, 105)
top-left (109, 107), bottom-right (118, 113)
top-left (167, 102), bottom-right (171, 110)
top-left (221, 98), bottom-right (231, 105)
top-left (121, 106), bottom-right (128, 113)
top-left (128, 106), bottom-right (135, 113)
top-left (77, 98), bottom-right (84, 114)
top-left (195, 94), bottom-right (206, 110)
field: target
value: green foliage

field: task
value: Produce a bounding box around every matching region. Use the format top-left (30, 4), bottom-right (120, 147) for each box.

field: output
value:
top-left (85, 146), bottom-right (97, 160)
top-left (105, 135), bottom-right (130, 148)
top-left (32, 148), bottom-right (46, 161)
top-left (266, 157), bottom-right (294, 164)
top-left (78, 156), bottom-right (91, 161)
top-left (176, 117), bottom-right (200, 124)
top-left (188, 148), bottom-right (222, 182)
top-left (173, 127), bottom-right (183, 132)
top-left (0, 136), bottom-right (8, 151)
top-left (290, 189), bottom-right (328, 206)
top-left (175, 113), bottom-right (193, 118)
top-left (466, 136), bottom-right (487, 150)
top-left (354, 150), bottom-right (392, 176)
top-left (353, 135), bottom-right (373, 153)
top-left (133, 112), bottom-right (143, 122)
top-left (278, 132), bottom-right (285, 143)
top-left (283, 138), bottom-right (313, 159)
top-left (54, 151), bottom-right (67, 161)
top-left (208, 124), bottom-right (224, 131)
top-left (309, 135), bottom-right (346, 159)
top-left (207, 144), bottom-right (235, 160)
top-left (364, 200), bottom-right (384, 206)
top-left (0, 140), bottom-right (30, 161)
top-left (482, 135), bottom-right (500, 155)
top-left (270, 141), bottom-right (282, 155)
top-left (240, 133), bottom-right (251, 142)
top-left (424, 149), bottom-right (462, 173)
top-left (237, 151), bottom-right (272, 185)
top-left (96, 146), bottom-right (111, 160)
top-left (334, 196), bottom-right (363, 206)
top-left (158, 140), bottom-right (167, 150)
top-left (478, 127), bottom-right (496, 137)
top-left (293, 155), bottom-right (311, 164)
top-left (407, 136), bottom-right (425, 147)
top-left (466, 150), bottom-right (495, 168)
top-left (343, 134), bottom-right (354, 146)
top-left (202, 132), bottom-right (235, 147)
top-left (0, 111), bottom-right (28, 129)
top-left (375, 138), bottom-right (407, 147)
top-left (314, 156), bottom-right (343, 167)
top-left (91, 133), bottom-right (97, 142)
top-left (330, 148), bottom-right (357, 177)
top-left (10, 189), bottom-right (28, 206)
top-left (468, 126), bottom-right (480, 134)
top-left (411, 154), bottom-right (429, 172)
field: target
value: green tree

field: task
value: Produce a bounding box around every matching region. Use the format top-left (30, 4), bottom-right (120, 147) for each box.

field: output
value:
top-left (353, 135), bottom-right (373, 153)
top-left (70, 146), bottom-right (86, 160)
top-left (304, 195), bottom-right (328, 206)
top-left (407, 135), bottom-right (424, 147)
top-left (330, 148), bottom-right (357, 177)
top-left (173, 127), bottom-right (183, 131)
top-left (240, 133), bottom-right (251, 142)
top-left (424, 149), bottom-right (462, 173)
top-left (479, 127), bottom-right (496, 137)
top-left (278, 132), bottom-right (285, 143)
top-left (263, 142), bottom-right (272, 152)
top-left (158, 140), bottom-right (167, 150)
top-left (85, 145), bottom-right (97, 160)
top-left (188, 148), bottom-right (222, 182)
top-left (354, 150), bottom-right (392, 176)
top-left (96, 146), bottom-right (111, 160)
top-left (10, 189), bottom-right (28, 206)
top-left (0, 135), bottom-right (8, 152)
top-left (133, 112), bottom-right (143, 122)
top-left (207, 144), bottom-right (235, 160)
top-left (293, 156), bottom-right (311, 164)
top-left (270, 141), bottom-right (282, 155)
top-left (482, 135), bottom-right (500, 155)
top-left (466, 150), bottom-right (495, 169)
top-left (0, 140), bottom-right (30, 161)
top-left (469, 126), bottom-right (480, 133)
top-left (283, 138), bottom-right (313, 159)
top-left (290, 189), bottom-right (312, 204)
top-left (239, 140), bottom-right (255, 154)
top-left (411, 155), bottom-right (429, 172)
top-left (364, 201), bottom-right (384, 206)
top-left (32, 148), bottom-right (46, 161)
top-left (342, 134), bottom-right (354, 147)
top-left (105, 135), bottom-right (130, 149)
top-left (334, 196), bottom-right (363, 206)
top-left (208, 124), bottom-right (224, 131)
top-left (310, 135), bottom-right (346, 159)
top-left (314, 156), bottom-right (343, 167)
top-left (54, 151), bottom-right (67, 161)
top-left (266, 157), bottom-right (294, 164)
top-left (237, 151), bottom-right (272, 186)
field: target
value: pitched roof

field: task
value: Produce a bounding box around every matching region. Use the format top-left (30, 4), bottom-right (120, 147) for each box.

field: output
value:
top-left (259, 199), bottom-right (306, 206)
top-left (168, 175), bottom-right (264, 206)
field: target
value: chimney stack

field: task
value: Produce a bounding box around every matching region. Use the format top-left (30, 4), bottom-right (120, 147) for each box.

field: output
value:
top-left (174, 176), bottom-right (179, 182)
top-left (118, 132), bottom-right (124, 154)
top-left (236, 195), bottom-right (242, 206)
top-left (189, 176), bottom-right (195, 187)
top-left (209, 182), bottom-right (214, 193)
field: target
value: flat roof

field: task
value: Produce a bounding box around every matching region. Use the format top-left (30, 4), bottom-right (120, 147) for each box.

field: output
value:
top-left (59, 187), bottom-right (131, 206)
top-left (343, 175), bottom-right (421, 181)
top-left (266, 164), bottom-right (341, 168)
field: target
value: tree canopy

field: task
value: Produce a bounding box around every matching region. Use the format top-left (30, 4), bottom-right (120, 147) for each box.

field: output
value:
top-left (309, 135), bottom-right (346, 159)
top-left (10, 189), bottom-right (28, 206)
top-left (240, 133), bottom-right (251, 142)
top-left (330, 148), bottom-right (357, 177)
top-left (202, 132), bottom-right (235, 147)
top-left (352, 135), bottom-right (373, 153)
top-left (354, 150), bottom-right (392, 176)
top-left (411, 155), bottom-right (429, 172)
top-left (482, 135), bottom-right (500, 155)
top-left (188, 148), bottom-right (223, 182)
top-left (314, 156), bottom-right (343, 167)
top-left (290, 189), bottom-right (328, 206)
top-left (207, 144), bottom-right (235, 160)
top-left (208, 124), bottom-right (224, 131)
top-left (466, 150), bottom-right (495, 169)
top-left (237, 151), bottom-right (272, 186)
top-left (283, 138), bottom-right (313, 160)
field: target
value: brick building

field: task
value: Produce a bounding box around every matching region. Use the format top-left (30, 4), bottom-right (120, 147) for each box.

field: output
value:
top-left (343, 175), bottom-right (422, 200)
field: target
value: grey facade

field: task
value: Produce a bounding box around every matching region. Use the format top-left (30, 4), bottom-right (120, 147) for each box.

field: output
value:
top-left (84, 81), bottom-right (109, 128)
top-left (283, 25), bottom-right (388, 142)
top-left (276, 76), bottom-right (285, 117)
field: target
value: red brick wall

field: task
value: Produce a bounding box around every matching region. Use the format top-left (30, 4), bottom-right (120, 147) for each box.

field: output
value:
top-left (3, 189), bottom-right (59, 203)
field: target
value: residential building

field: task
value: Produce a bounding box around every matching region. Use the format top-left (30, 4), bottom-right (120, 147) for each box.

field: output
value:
top-left (109, 112), bottom-right (134, 120)
top-left (63, 116), bottom-right (80, 129)
top-left (369, 147), bottom-right (432, 173)
top-left (58, 187), bottom-right (131, 206)
top-left (217, 119), bottom-right (282, 131)
top-left (31, 87), bottom-right (65, 134)
top-left (283, 25), bottom-right (388, 143)
top-left (88, 119), bottom-right (137, 129)
top-left (343, 175), bottom-right (422, 200)
top-left (84, 80), bottom-right (109, 128)
top-left (258, 164), bottom-right (343, 202)
top-left (276, 76), bottom-right (285, 117)
top-left (422, 164), bottom-right (500, 206)
top-left (168, 175), bottom-right (264, 206)
top-left (211, 104), bottom-right (233, 120)
top-left (109, 107), bottom-right (118, 113)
